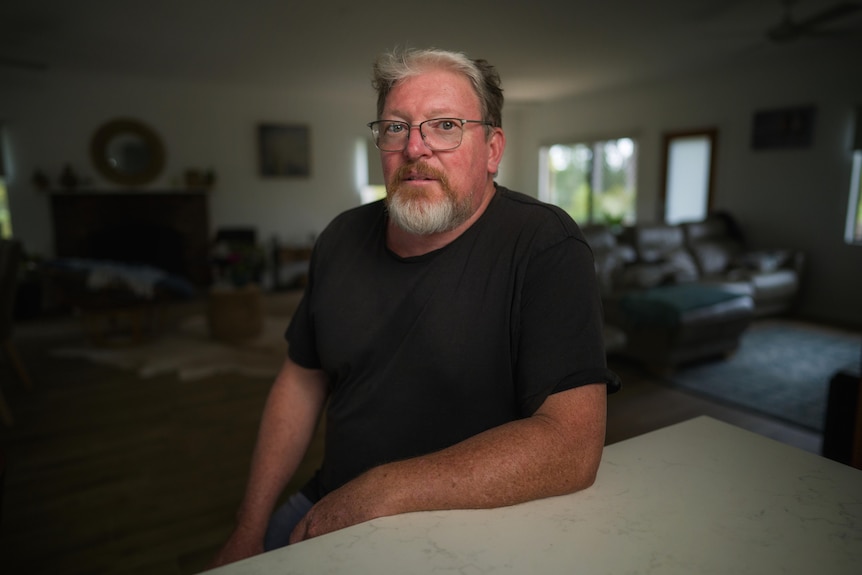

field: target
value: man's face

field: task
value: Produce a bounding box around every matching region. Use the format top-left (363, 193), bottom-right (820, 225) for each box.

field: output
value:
top-left (380, 69), bottom-right (504, 236)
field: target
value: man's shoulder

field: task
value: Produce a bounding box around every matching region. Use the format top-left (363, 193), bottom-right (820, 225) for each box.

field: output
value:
top-left (495, 186), bottom-right (544, 207)
top-left (312, 200), bottom-right (386, 257)
top-left (332, 199), bottom-right (385, 224)
top-left (322, 200), bottom-right (385, 235)
top-left (492, 185), bottom-right (582, 237)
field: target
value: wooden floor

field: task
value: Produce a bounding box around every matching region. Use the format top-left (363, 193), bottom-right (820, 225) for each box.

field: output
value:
top-left (0, 304), bottom-right (821, 575)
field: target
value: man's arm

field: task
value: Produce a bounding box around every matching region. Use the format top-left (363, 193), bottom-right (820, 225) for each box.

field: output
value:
top-left (210, 355), bottom-right (328, 567)
top-left (290, 382), bottom-right (606, 543)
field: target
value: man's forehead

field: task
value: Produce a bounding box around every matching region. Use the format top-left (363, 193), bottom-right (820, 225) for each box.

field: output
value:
top-left (383, 70), bottom-right (481, 117)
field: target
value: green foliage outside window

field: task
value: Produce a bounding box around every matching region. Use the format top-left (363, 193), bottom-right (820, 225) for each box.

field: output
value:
top-left (0, 180), bottom-right (12, 239)
top-left (544, 139), bottom-right (637, 226)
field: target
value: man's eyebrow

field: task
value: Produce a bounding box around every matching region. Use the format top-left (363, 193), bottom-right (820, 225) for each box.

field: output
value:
top-left (381, 109), bottom-right (461, 121)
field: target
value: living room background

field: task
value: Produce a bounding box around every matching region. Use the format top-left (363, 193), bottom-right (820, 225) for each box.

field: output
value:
top-left (0, 34), bottom-right (859, 327)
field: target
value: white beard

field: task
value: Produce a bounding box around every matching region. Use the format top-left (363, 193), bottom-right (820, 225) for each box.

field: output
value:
top-left (385, 162), bottom-right (475, 236)
top-left (386, 191), bottom-right (466, 235)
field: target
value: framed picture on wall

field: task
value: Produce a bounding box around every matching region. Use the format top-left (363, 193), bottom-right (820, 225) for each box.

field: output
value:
top-left (258, 123), bottom-right (311, 177)
top-left (751, 106), bottom-right (816, 150)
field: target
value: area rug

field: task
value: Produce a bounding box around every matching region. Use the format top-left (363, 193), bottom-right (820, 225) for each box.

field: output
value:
top-left (52, 314), bottom-right (292, 381)
top-left (666, 319), bottom-right (861, 431)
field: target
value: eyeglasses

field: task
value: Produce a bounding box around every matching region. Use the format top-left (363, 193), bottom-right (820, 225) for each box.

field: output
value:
top-left (367, 118), bottom-right (494, 152)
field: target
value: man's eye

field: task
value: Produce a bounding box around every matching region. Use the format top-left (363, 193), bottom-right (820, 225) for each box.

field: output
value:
top-left (385, 123), bottom-right (406, 134)
top-left (433, 120), bottom-right (458, 131)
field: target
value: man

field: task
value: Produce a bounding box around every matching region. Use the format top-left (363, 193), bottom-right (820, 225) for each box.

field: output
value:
top-left (211, 47), bottom-right (620, 567)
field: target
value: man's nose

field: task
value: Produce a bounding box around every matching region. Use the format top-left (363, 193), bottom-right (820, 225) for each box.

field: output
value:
top-left (404, 125), bottom-right (431, 159)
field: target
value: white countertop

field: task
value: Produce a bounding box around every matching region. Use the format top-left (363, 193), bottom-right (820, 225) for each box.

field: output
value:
top-left (209, 416), bottom-right (862, 574)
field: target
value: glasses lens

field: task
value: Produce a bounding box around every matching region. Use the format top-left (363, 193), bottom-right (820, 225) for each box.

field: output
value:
top-left (370, 118), bottom-right (467, 151)
top-left (421, 119), bottom-right (463, 151)
top-left (373, 121), bottom-right (408, 151)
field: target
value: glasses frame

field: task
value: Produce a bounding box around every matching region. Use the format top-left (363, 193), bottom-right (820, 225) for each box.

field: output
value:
top-left (367, 118), bottom-right (494, 152)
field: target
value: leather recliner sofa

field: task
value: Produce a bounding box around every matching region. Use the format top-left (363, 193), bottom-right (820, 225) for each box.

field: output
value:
top-left (679, 213), bottom-right (804, 317)
top-left (582, 212), bottom-right (803, 370)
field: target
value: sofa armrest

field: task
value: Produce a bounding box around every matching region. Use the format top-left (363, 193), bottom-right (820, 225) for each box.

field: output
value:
top-left (733, 250), bottom-right (789, 272)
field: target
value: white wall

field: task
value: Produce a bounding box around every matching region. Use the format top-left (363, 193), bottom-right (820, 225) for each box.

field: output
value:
top-left (1, 71), bottom-right (377, 257)
top-left (2, 40), bottom-right (861, 326)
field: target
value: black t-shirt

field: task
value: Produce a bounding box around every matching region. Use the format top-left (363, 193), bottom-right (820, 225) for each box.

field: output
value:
top-left (287, 185), bottom-right (621, 502)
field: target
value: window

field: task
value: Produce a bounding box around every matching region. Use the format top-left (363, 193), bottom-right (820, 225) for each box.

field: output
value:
top-left (0, 127), bottom-right (11, 238)
top-left (846, 151), bottom-right (862, 245)
top-left (540, 138), bottom-right (637, 226)
top-left (0, 180), bottom-right (11, 239)
top-left (661, 129), bottom-right (716, 224)
top-left (356, 138), bottom-right (387, 205)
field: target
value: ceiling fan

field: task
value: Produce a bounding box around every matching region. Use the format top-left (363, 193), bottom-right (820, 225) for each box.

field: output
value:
top-left (767, 0), bottom-right (862, 43)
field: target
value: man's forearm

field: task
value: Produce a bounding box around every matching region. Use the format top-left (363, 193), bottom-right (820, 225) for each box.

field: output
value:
top-left (291, 383), bottom-right (606, 542)
top-left (234, 357), bottom-right (329, 534)
top-left (385, 385), bottom-right (606, 511)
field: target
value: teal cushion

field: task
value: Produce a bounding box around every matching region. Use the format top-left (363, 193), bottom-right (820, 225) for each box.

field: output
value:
top-left (620, 284), bottom-right (741, 327)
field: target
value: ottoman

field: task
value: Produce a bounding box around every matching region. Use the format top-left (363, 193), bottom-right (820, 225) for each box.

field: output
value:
top-left (615, 284), bottom-right (754, 371)
top-left (207, 284), bottom-right (264, 342)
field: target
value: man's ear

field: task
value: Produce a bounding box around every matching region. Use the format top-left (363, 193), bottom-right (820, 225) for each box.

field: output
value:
top-left (487, 128), bottom-right (506, 174)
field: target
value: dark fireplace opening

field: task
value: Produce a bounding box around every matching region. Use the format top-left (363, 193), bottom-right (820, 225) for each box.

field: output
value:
top-left (88, 224), bottom-right (186, 277)
top-left (50, 192), bottom-right (211, 286)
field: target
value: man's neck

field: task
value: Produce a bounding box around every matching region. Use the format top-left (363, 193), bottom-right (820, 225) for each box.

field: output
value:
top-left (386, 183), bottom-right (497, 258)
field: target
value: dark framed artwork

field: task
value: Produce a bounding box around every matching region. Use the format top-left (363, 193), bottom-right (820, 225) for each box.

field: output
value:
top-left (751, 106), bottom-right (816, 150)
top-left (258, 123), bottom-right (310, 177)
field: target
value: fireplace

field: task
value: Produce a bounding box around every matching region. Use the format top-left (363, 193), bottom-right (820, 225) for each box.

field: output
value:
top-left (50, 192), bottom-right (211, 286)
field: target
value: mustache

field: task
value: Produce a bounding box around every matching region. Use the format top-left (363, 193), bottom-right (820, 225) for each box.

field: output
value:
top-left (391, 163), bottom-right (448, 185)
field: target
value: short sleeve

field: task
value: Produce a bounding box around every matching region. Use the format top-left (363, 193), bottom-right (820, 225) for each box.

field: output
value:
top-left (515, 236), bottom-right (621, 415)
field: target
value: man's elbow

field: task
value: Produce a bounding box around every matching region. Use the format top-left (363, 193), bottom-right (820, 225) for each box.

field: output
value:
top-left (542, 443), bottom-right (603, 499)
top-left (533, 384), bottom-right (607, 498)
top-left (568, 450), bottom-right (602, 493)
top-left (577, 461), bottom-right (601, 491)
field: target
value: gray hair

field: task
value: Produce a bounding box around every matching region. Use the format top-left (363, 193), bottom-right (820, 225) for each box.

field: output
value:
top-left (371, 47), bottom-right (504, 131)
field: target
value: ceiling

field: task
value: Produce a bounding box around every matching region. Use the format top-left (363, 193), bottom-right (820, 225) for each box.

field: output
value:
top-left (2, 0), bottom-right (861, 103)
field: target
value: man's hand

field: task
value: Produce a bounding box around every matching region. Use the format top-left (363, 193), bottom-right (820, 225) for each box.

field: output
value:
top-left (209, 523), bottom-right (265, 568)
top-left (288, 470), bottom-right (391, 544)
top-left (210, 355), bottom-right (330, 564)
